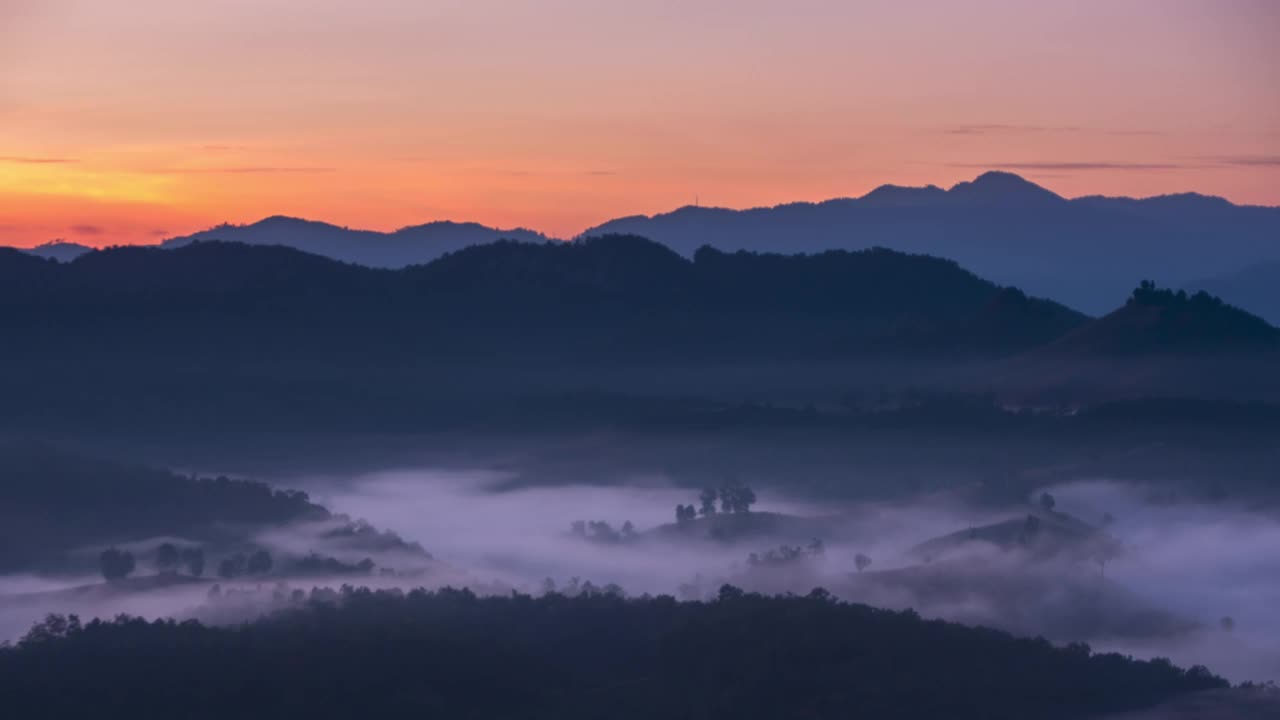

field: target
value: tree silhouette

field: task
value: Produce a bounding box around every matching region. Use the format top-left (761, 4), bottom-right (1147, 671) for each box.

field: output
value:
top-left (247, 549), bottom-right (273, 576)
top-left (1039, 492), bottom-right (1056, 512)
top-left (182, 547), bottom-right (206, 577)
top-left (698, 488), bottom-right (718, 516)
top-left (855, 553), bottom-right (873, 573)
top-left (155, 543), bottom-right (180, 574)
top-left (98, 548), bottom-right (135, 582)
top-left (218, 553), bottom-right (247, 579)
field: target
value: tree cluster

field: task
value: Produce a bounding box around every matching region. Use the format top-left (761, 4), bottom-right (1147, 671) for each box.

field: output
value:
top-left (747, 539), bottom-right (825, 568)
top-left (684, 482), bottom-right (757, 521)
top-left (217, 549), bottom-right (274, 579)
top-left (569, 520), bottom-right (636, 544)
top-left (1, 585), bottom-right (1225, 720)
top-left (154, 542), bottom-right (206, 577)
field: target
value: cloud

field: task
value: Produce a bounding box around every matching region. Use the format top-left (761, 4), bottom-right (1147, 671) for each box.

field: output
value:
top-left (940, 124), bottom-right (1080, 136)
top-left (1207, 155), bottom-right (1280, 168)
top-left (148, 229), bottom-right (170, 237)
top-left (157, 166), bottom-right (336, 175)
top-left (939, 126), bottom-right (1160, 137)
top-left (0, 156), bottom-right (78, 164)
top-left (69, 224), bottom-right (104, 236)
top-left (948, 161), bottom-right (1183, 171)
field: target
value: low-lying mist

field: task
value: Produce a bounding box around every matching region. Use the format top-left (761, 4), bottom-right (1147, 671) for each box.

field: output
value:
top-left (2, 463), bottom-right (1276, 684)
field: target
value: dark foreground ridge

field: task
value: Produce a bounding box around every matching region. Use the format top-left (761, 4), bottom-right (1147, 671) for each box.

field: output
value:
top-left (1, 586), bottom-right (1224, 719)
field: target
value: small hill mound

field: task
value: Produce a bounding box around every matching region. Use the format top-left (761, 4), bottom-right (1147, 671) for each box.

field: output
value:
top-left (1048, 282), bottom-right (1279, 355)
top-left (908, 508), bottom-right (1116, 563)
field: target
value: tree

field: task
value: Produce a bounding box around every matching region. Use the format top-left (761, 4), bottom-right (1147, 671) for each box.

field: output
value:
top-left (698, 488), bottom-right (718, 516)
top-left (182, 547), bottom-right (206, 577)
top-left (620, 521), bottom-right (636, 540)
top-left (675, 504), bottom-right (697, 524)
top-left (155, 543), bottom-right (180, 574)
top-left (1039, 492), bottom-right (1056, 512)
top-left (218, 553), bottom-right (247, 579)
top-left (99, 548), bottom-right (135, 582)
top-left (854, 553), bottom-right (872, 573)
top-left (717, 482), bottom-right (758, 514)
top-left (247, 549), bottom-right (273, 576)
top-left (1020, 514), bottom-right (1042, 545)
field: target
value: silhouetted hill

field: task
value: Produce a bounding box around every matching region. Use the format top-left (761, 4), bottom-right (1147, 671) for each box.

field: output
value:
top-left (994, 284), bottom-right (1280, 402)
top-left (1185, 260), bottom-right (1280, 326)
top-left (0, 444), bottom-right (328, 573)
top-left (6, 240), bottom-right (1278, 427)
top-left (584, 172), bottom-right (1280, 315)
top-left (0, 236), bottom-right (1096, 428)
top-left (0, 235), bottom-right (1085, 354)
top-left (20, 241), bottom-right (94, 263)
top-left (1045, 282), bottom-right (1279, 355)
top-left (161, 215), bottom-right (550, 268)
top-left (0, 587), bottom-right (1226, 719)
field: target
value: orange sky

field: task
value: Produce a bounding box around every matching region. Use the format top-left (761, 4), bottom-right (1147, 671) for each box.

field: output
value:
top-left (2, 0), bottom-right (1277, 246)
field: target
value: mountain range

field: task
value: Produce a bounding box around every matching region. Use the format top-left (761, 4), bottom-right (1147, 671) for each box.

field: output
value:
top-left (9, 172), bottom-right (1279, 320)
top-left (1, 235), bottom-right (1276, 431)
top-left (160, 216), bottom-right (550, 267)
top-left (586, 172), bottom-right (1280, 316)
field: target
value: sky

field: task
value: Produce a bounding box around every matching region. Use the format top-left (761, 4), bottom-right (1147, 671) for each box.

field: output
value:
top-left (2, 0), bottom-right (1277, 246)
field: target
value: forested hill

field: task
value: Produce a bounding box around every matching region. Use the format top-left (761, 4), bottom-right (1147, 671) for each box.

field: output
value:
top-left (1, 586), bottom-right (1225, 720)
top-left (0, 234), bottom-right (1085, 356)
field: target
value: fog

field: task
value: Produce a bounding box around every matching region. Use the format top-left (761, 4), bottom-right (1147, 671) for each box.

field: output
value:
top-left (2, 464), bottom-right (1277, 684)
top-left (292, 467), bottom-right (1280, 684)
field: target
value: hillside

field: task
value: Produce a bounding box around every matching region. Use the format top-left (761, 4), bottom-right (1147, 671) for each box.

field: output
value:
top-left (0, 445), bottom-right (427, 575)
top-left (0, 235), bottom-right (1083, 360)
top-left (584, 172), bottom-right (1280, 315)
top-left (0, 587), bottom-right (1226, 719)
top-left (992, 283), bottom-right (1280, 402)
top-left (5, 240), bottom-right (1280, 426)
top-left (908, 508), bottom-right (1116, 563)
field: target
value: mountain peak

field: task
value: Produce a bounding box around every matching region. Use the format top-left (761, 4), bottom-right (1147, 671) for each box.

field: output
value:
top-left (948, 171), bottom-right (1064, 206)
top-left (859, 183), bottom-right (947, 207)
top-left (21, 241), bottom-right (95, 263)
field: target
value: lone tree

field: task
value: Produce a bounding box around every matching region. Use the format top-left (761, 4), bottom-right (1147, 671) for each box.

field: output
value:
top-left (247, 549), bottom-right (273, 576)
top-left (218, 553), bottom-right (247, 579)
top-left (1039, 492), bottom-right (1056, 512)
top-left (99, 548), bottom-right (136, 582)
top-left (854, 553), bottom-right (872, 573)
top-left (675, 504), bottom-right (697, 524)
top-left (182, 547), bottom-right (206, 577)
top-left (155, 543), bottom-right (180, 574)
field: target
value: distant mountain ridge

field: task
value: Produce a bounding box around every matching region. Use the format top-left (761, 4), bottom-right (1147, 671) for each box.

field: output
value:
top-left (160, 215), bottom-right (550, 268)
top-left (19, 241), bottom-right (94, 263)
top-left (6, 171), bottom-right (1278, 319)
top-left (584, 172), bottom-right (1280, 316)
